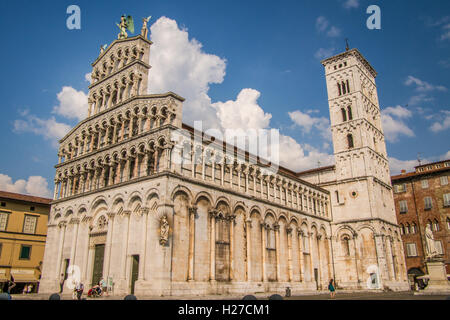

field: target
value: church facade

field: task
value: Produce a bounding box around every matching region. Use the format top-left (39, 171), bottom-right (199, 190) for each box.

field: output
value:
top-left (39, 24), bottom-right (409, 296)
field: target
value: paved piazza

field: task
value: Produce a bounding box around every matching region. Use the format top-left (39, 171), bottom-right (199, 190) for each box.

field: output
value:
top-left (9, 291), bottom-right (450, 300)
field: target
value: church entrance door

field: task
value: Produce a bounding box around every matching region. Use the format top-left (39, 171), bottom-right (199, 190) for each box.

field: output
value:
top-left (130, 255), bottom-right (139, 294)
top-left (92, 244), bottom-right (105, 286)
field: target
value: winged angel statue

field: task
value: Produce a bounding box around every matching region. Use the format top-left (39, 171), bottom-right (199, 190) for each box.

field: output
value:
top-left (117, 15), bottom-right (134, 39)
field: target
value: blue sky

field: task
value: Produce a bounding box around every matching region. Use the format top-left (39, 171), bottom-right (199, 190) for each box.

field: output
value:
top-left (0, 0), bottom-right (449, 197)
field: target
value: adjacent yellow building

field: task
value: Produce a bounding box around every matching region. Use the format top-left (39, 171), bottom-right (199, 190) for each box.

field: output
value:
top-left (0, 191), bottom-right (51, 293)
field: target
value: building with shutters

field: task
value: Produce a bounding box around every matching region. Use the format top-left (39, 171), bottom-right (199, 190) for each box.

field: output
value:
top-left (391, 159), bottom-right (450, 285)
top-left (0, 191), bottom-right (51, 293)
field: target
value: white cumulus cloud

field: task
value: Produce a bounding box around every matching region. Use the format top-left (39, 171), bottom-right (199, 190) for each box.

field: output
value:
top-left (289, 110), bottom-right (331, 140)
top-left (404, 76), bottom-right (447, 92)
top-left (52, 86), bottom-right (88, 121)
top-left (148, 16), bottom-right (226, 129)
top-left (0, 174), bottom-right (52, 198)
top-left (314, 48), bottom-right (335, 60)
top-left (147, 16), bottom-right (333, 172)
top-left (381, 106), bottom-right (415, 142)
top-left (342, 0), bottom-right (359, 9)
top-left (13, 113), bottom-right (71, 147)
top-left (212, 89), bottom-right (272, 130)
top-left (430, 110), bottom-right (450, 132)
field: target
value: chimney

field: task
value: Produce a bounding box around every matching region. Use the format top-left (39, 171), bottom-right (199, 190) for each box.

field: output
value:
top-left (401, 170), bottom-right (406, 175)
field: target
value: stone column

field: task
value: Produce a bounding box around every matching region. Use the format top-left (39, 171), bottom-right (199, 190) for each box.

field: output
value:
top-left (108, 164), bottom-right (115, 186)
top-left (120, 120), bottom-right (125, 141)
top-left (120, 211), bottom-right (131, 281)
top-left (261, 222), bottom-right (267, 282)
top-left (124, 157), bottom-right (130, 182)
top-left (55, 222), bottom-right (67, 279)
top-left (316, 234), bottom-right (323, 289)
top-left (237, 166), bottom-right (241, 190)
top-left (229, 214), bottom-right (236, 281)
top-left (187, 206), bottom-right (197, 281)
top-left (80, 173), bottom-right (86, 193)
top-left (287, 227), bottom-right (293, 282)
top-left (253, 172), bottom-right (257, 196)
top-left (353, 234), bottom-right (362, 284)
top-left (129, 117), bottom-right (135, 137)
top-left (53, 180), bottom-right (59, 200)
top-left (69, 218), bottom-right (80, 269)
top-left (327, 236), bottom-right (333, 282)
top-left (245, 218), bottom-right (252, 281)
top-left (142, 152), bottom-right (149, 176)
top-left (209, 210), bottom-right (216, 282)
top-left (201, 154), bottom-right (206, 180)
top-left (86, 244), bottom-right (95, 288)
top-left (260, 176), bottom-right (264, 198)
top-left (274, 223), bottom-right (280, 281)
top-left (297, 229), bottom-right (304, 282)
top-left (308, 232), bottom-right (314, 284)
top-left (245, 169), bottom-right (249, 193)
top-left (385, 236), bottom-right (395, 280)
top-left (154, 149), bottom-right (159, 173)
top-left (103, 212), bottom-right (115, 281)
top-left (191, 150), bottom-right (195, 177)
top-left (138, 208), bottom-right (149, 281)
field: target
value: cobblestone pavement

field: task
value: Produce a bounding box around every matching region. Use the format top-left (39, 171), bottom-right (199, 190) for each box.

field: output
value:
top-left (8, 290), bottom-right (450, 300)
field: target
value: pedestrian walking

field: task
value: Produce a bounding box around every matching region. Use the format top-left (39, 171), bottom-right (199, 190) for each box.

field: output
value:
top-left (3, 275), bottom-right (16, 295)
top-left (59, 273), bottom-right (66, 293)
top-left (75, 282), bottom-right (84, 300)
top-left (328, 279), bottom-right (336, 299)
top-left (100, 278), bottom-right (108, 296)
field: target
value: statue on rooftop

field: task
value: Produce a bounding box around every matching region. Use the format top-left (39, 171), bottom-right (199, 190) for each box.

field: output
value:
top-left (117, 15), bottom-right (134, 39)
top-left (141, 16), bottom-right (151, 39)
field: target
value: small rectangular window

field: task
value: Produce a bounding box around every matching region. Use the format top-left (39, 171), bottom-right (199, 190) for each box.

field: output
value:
top-left (302, 235), bottom-right (309, 253)
top-left (406, 243), bottom-right (417, 257)
top-left (0, 202), bottom-right (5, 207)
top-left (435, 241), bottom-right (443, 255)
top-left (0, 243), bottom-right (2, 258)
top-left (23, 215), bottom-right (37, 234)
top-left (30, 206), bottom-right (35, 211)
top-left (421, 179), bottom-right (429, 189)
top-left (0, 212), bottom-right (9, 231)
top-left (394, 183), bottom-right (406, 193)
top-left (443, 193), bottom-right (450, 207)
top-left (440, 176), bottom-right (448, 186)
top-left (424, 197), bottom-right (433, 210)
top-left (399, 200), bottom-right (408, 214)
top-left (19, 245), bottom-right (32, 260)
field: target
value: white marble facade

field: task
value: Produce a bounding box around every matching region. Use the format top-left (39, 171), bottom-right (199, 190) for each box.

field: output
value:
top-left (39, 34), bottom-right (409, 296)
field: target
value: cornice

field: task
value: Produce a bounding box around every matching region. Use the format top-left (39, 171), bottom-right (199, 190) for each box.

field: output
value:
top-left (88, 59), bottom-right (151, 90)
top-left (58, 92), bottom-right (185, 144)
top-left (91, 35), bottom-right (153, 67)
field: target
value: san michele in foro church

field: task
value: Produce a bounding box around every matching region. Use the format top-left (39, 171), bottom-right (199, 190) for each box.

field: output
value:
top-left (39, 17), bottom-right (410, 296)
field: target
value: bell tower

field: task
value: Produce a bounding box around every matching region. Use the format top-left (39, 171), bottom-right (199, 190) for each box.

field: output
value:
top-left (321, 48), bottom-right (395, 223)
top-left (87, 33), bottom-right (153, 118)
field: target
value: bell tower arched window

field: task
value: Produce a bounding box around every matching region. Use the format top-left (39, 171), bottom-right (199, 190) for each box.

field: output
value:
top-left (341, 108), bottom-right (347, 122)
top-left (341, 236), bottom-right (350, 256)
top-left (347, 134), bottom-right (354, 149)
top-left (347, 106), bottom-right (353, 120)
